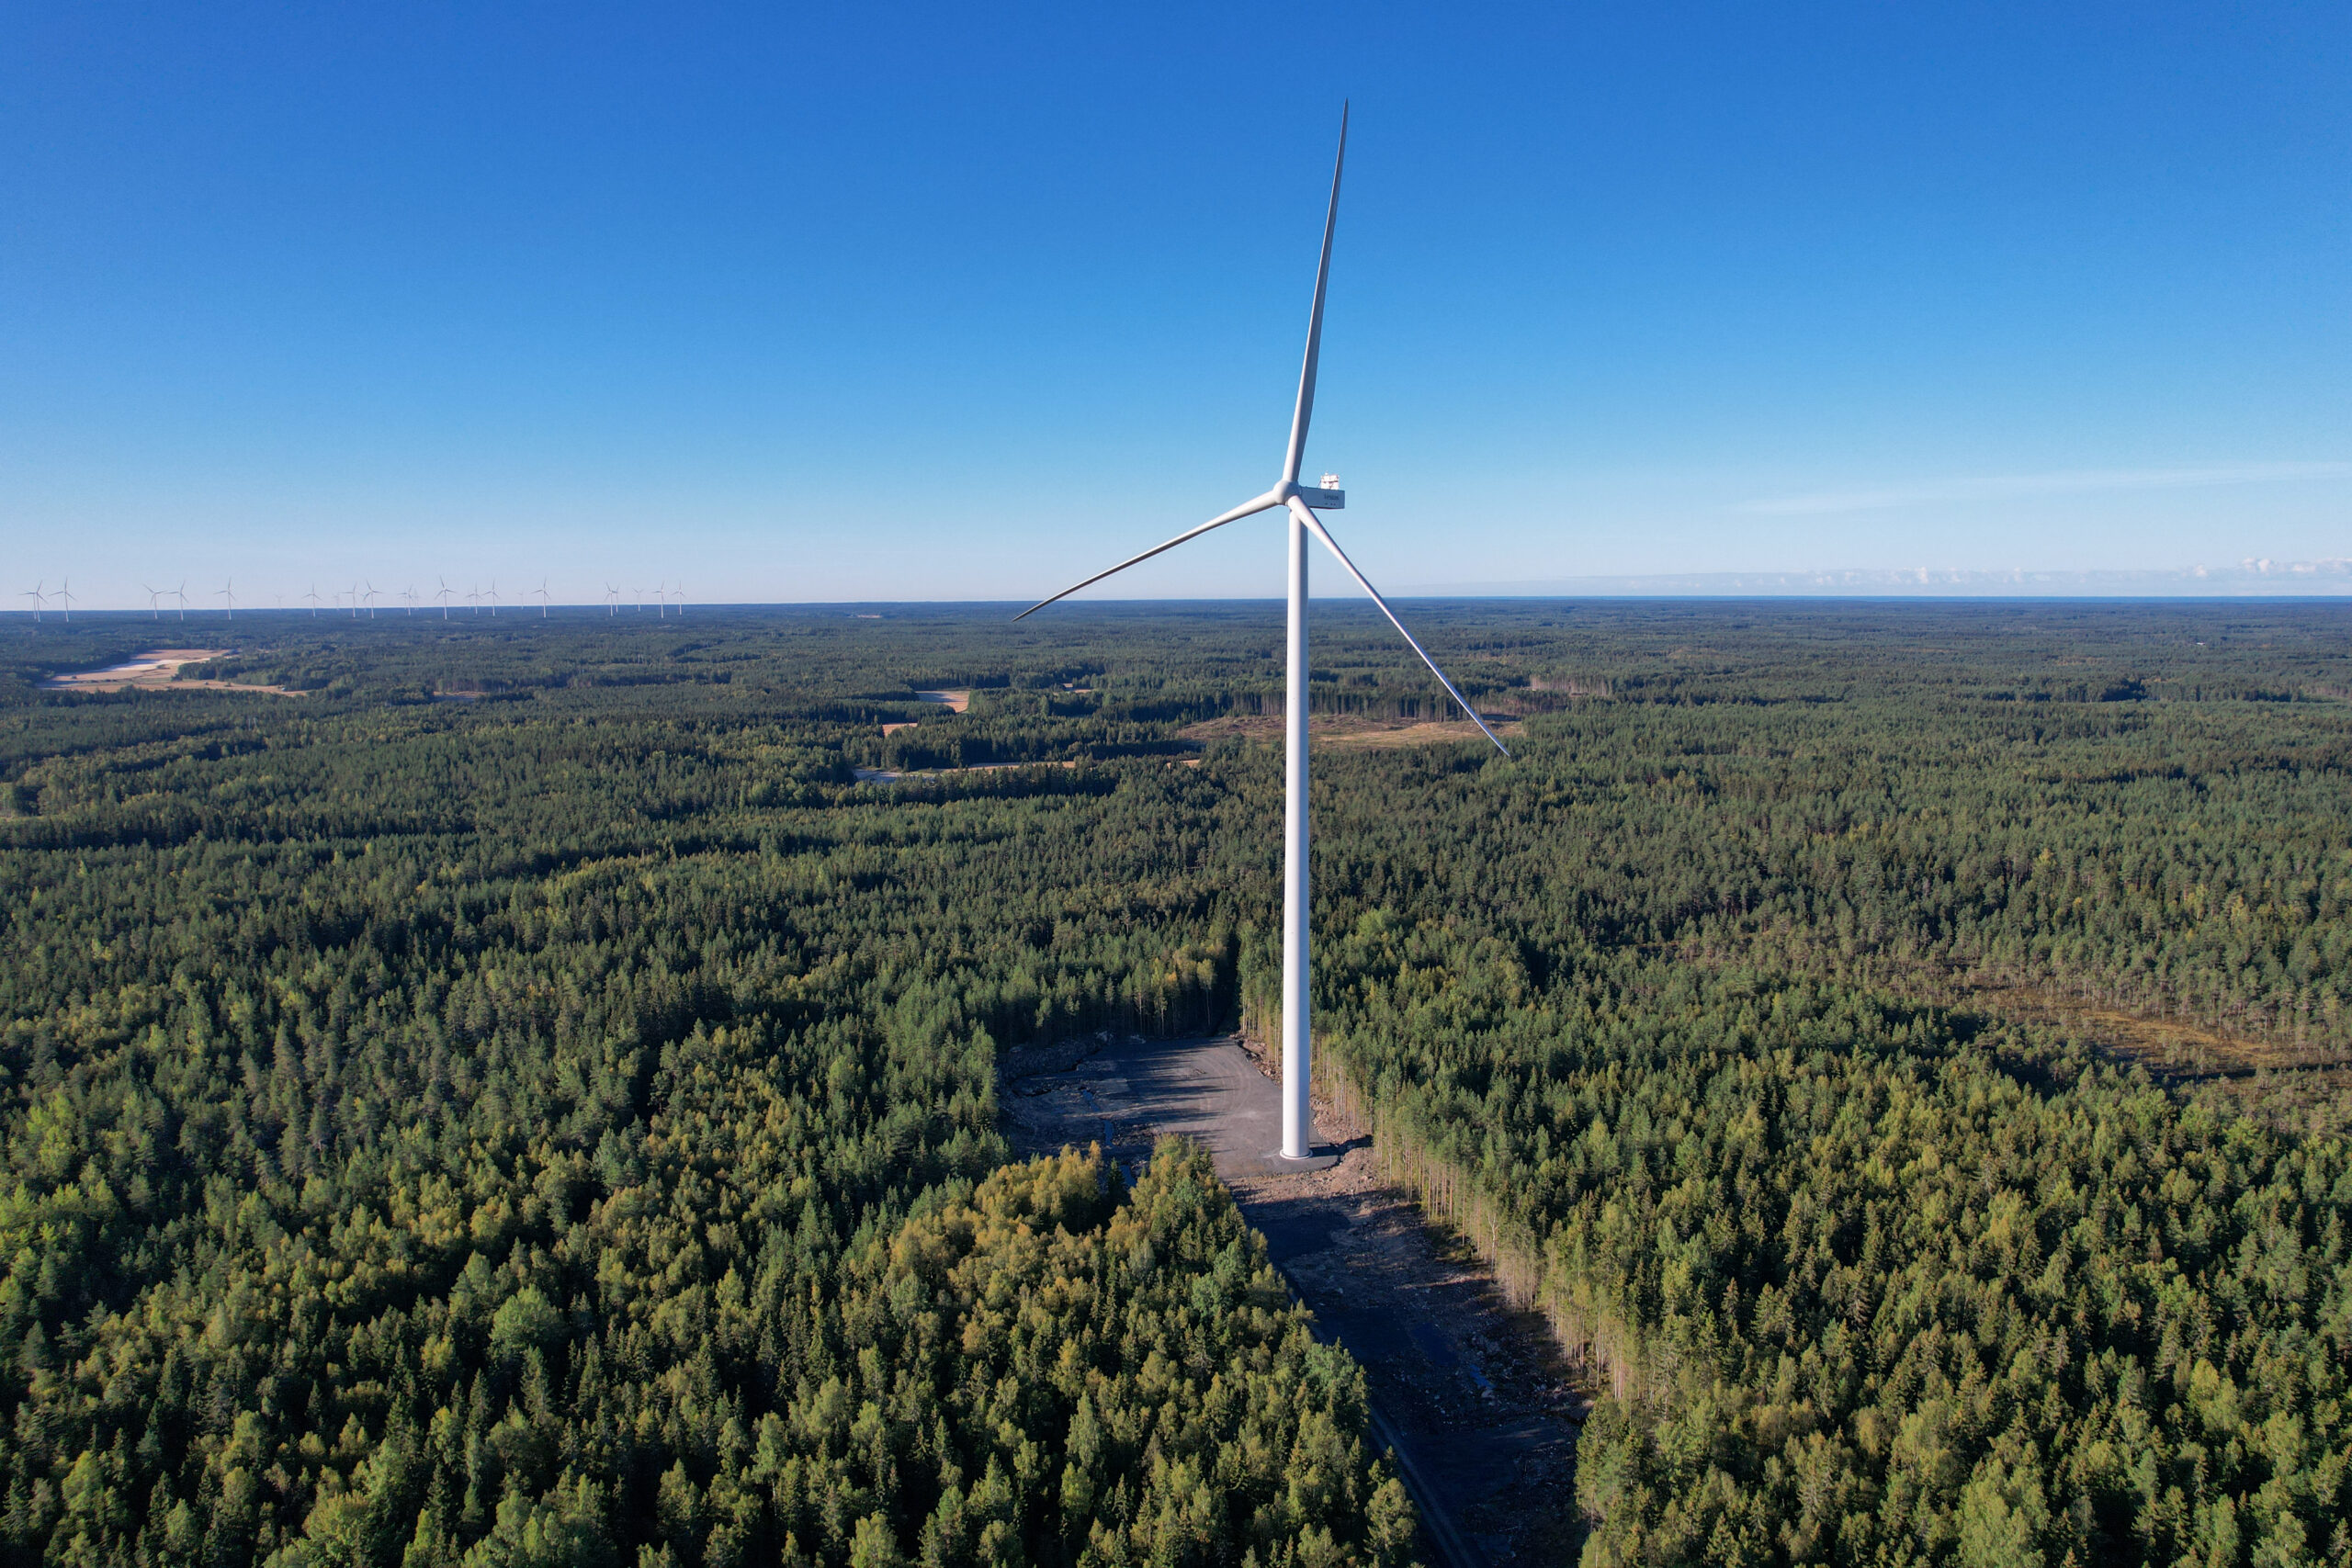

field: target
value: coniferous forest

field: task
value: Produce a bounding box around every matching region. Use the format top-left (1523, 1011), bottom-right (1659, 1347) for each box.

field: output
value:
top-left (1, 599), bottom-right (2347, 1567)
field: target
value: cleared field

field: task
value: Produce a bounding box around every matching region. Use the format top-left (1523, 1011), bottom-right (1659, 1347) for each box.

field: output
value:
top-left (40, 648), bottom-right (300, 695)
top-left (1177, 713), bottom-right (1522, 748)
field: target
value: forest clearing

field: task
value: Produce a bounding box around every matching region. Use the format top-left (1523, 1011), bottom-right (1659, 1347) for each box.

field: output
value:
top-left (40, 649), bottom-right (303, 696)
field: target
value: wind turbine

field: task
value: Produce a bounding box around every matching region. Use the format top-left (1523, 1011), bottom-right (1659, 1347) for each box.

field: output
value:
top-left (55, 579), bottom-right (74, 623)
top-left (487, 580), bottom-right (500, 617)
top-left (605, 583), bottom-right (620, 616)
top-left (21, 582), bottom-right (43, 623)
top-left (402, 586), bottom-right (418, 615)
top-left (363, 581), bottom-right (380, 619)
top-left (217, 580), bottom-right (236, 621)
top-left (436, 578), bottom-right (455, 620)
top-left (144, 584), bottom-right (165, 621)
top-left (1018, 105), bottom-right (1507, 1165)
top-left (673, 581), bottom-right (685, 616)
top-left (174, 581), bottom-right (188, 621)
top-left (534, 579), bottom-right (550, 618)
top-left (303, 583), bottom-right (322, 618)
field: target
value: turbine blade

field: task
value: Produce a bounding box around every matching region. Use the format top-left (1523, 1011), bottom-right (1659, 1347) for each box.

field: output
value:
top-left (1288, 498), bottom-right (1510, 756)
top-left (1013, 490), bottom-right (1284, 620)
top-left (1281, 102), bottom-right (1348, 486)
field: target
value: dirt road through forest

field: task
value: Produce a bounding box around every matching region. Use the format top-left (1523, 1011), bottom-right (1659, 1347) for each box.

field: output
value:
top-left (1003, 1035), bottom-right (1583, 1568)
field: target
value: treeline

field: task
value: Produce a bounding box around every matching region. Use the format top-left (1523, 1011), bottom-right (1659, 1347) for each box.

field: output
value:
top-left (1324, 950), bottom-right (2350, 1564)
top-left (0, 671), bottom-right (1384, 1562)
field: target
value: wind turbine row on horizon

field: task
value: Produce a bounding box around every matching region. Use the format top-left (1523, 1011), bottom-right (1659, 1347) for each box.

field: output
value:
top-left (15, 578), bottom-right (690, 620)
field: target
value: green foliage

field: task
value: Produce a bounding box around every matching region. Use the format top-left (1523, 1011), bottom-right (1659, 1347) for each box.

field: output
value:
top-left (2, 599), bottom-right (2349, 1566)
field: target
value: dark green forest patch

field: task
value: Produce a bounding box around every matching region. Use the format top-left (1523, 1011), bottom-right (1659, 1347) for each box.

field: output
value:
top-left (1, 600), bottom-right (2348, 1566)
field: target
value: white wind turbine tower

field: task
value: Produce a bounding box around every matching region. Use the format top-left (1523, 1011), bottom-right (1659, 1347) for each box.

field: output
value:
top-left (534, 579), bottom-right (550, 618)
top-left (605, 584), bottom-right (620, 616)
top-left (436, 578), bottom-right (456, 620)
top-left (1018, 105), bottom-right (1507, 1164)
top-left (144, 584), bottom-right (165, 621)
top-left (20, 582), bottom-right (43, 623)
top-left (402, 586), bottom-right (418, 615)
top-left (55, 579), bottom-right (74, 623)
top-left (487, 581), bottom-right (500, 617)
top-left (174, 581), bottom-right (188, 622)
top-left (217, 581), bottom-right (237, 621)
top-left (304, 583), bottom-right (322, 617)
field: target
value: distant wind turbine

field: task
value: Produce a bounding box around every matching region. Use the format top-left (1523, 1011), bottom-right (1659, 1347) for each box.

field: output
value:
top-left (1018, 105), bottom-right (1507, 1165)
top-left (402, 585), bottom-right (417, 615)
top-left (21, 581), bottom-right (43, 623)
top-left (217, 580), bottom-right (236, 621)
top-left (605, 583), bottom-right (620, 616)
top-left (143, 583), bottom-right (165, 621)
top-left (673, 581), bottom-right (685, 616)
top-left (55, 579), bottom-right (74, 624)
top-left (534, 579), bottom-right (550, 617)
top-left (487, 580), bottom-right (500, 617)
top-left (631, 585), bottom-right (643, 613)
top-left (174, 581), bottom-right (188, 621)
top-left (436, 578), bottom-right (455, 620)
top-left (363, 581), bottom-right (380, 619)
top-left (303, 583), bottom-right (322, 617)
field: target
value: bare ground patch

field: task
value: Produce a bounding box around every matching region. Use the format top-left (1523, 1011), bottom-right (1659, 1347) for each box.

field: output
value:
top-left (1679, 941), bottom-right (2352, 1134)
top-left (41, 649), bottom-right (301, 696)
top-left (1177, 714), bottom-right (1521, 749)
top-left (1945, 975), bottom-right (2352, 1134)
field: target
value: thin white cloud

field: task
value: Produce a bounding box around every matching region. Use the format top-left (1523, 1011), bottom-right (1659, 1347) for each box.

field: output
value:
top-left (1742, 461), bottom-right (2352, 515)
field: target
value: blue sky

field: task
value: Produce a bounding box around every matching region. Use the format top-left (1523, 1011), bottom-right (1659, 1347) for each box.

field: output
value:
top-left (4, 2), bottom-right (2346, 608)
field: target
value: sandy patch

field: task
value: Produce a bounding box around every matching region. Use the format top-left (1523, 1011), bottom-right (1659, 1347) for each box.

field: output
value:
top-left (913, 689), bottom-right (970, 712)
top-left (1177, 714), bottom-right (1520, 749)
top-left (854, 755), bottom-right (1201, 785)
top-left (41, 649), bottom-right (301, 696)
top-left (854, 759), bottom-right (1080, 784)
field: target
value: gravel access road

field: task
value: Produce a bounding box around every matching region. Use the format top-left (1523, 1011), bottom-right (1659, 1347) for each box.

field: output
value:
top-left (1003, 1034), bottom-right (1584, 1568)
